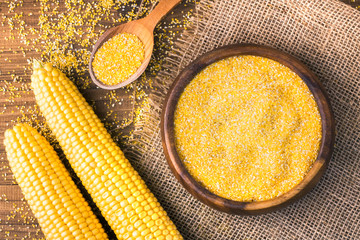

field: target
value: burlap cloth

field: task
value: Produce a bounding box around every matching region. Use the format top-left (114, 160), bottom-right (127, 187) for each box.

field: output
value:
top-left (128, 0), bottom-right (360, 239)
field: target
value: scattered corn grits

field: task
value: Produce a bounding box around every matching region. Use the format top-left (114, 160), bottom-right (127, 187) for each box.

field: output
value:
top-left (174, 55), bottom-right (322, 202)
top-left (92, 33), bottom-right (145, 85)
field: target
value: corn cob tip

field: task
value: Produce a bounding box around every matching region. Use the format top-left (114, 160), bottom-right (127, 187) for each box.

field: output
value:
top-left (4, 128), bottom-right (11, 138)
top-left (13, 123), bottom-right (24, 132)
top-left (4, 129), bottom-right (13, 145)
top-left (32, 59), bottom-right (42, 70)
top-left (31, 62), bottom-right (62, 87)
top-left (4, 123), bottom-right (27, 148)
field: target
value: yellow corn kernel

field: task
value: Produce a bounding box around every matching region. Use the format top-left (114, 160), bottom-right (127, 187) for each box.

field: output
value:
top-left (31, 61), bottom-right (182, 239)
top-left (4, 123), bottom-right (108, 240)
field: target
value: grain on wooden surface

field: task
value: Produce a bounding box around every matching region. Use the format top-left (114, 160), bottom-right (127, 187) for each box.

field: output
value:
top-left (0, 0), bottom-right (197, 238)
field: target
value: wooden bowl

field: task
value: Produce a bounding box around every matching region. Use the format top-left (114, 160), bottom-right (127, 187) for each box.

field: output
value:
top-left (161, 44), bottom-right (335, 215)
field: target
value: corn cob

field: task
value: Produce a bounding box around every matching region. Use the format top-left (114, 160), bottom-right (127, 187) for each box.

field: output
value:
top-left (4, 123), bottom-right (108, 240)
top-left (30, 61), bottom-right (182, 240)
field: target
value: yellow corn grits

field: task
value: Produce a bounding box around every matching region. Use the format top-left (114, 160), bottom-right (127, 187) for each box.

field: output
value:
top-left (174, 55), bottom-right (322, 202)
top-left (92, 33), bottom-right (145, 85)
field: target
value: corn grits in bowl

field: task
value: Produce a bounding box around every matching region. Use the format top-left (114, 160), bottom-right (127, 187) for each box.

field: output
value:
top-left (174, 55), bottom-right (322, 202)
top-left (161, 44), bottom-right (335, 214)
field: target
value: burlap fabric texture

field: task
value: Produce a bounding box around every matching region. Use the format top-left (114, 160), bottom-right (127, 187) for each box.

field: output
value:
top-left (129, 0), bottom-right (360, 239)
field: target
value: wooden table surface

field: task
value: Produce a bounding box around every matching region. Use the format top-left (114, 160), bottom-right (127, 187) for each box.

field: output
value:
top-left (0, 0), bottom-right (359, 239)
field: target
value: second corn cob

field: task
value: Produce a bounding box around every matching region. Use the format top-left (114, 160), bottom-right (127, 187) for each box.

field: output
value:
top-left (31, 61), bottom-right (182, 240)
top-left (4, 123), bottom-right (108, 240)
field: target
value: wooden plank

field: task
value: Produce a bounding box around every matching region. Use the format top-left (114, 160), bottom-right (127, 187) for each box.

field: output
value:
top-left (0, 196), bottom-right (38, 226)
top-left (0, 224), bottom-right (44, 240)
top-left (0, 161), bottom-right (16, 185)
top-left (0, 186), bottom-right (39, 233)
top-left (0, 185), bottom-right (23, 201)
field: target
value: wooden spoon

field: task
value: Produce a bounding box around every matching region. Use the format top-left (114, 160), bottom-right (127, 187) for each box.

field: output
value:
top-left (89, 0), bottom-right (181, 90)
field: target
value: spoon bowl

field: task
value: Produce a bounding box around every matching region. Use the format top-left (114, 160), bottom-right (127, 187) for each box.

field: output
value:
top-left (89, 21), bottom-right (154, 90)
top-left (89, 0), bottom-right (181, 90)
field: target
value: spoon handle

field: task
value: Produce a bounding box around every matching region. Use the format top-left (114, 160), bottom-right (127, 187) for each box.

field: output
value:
top-left (145, 0), bottom-right (181, 28)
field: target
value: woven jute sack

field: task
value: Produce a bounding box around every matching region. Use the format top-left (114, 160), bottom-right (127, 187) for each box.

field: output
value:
top-left (129, 0), bottom-right (360, 239)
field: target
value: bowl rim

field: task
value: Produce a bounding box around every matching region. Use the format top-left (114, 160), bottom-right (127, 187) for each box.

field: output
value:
top-left (161, 44), bottom-right (335, 215)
